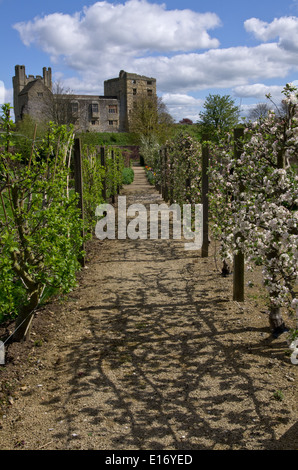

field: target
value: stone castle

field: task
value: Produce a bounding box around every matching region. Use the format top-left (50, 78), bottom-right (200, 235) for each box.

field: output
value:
top-left (13, 65), bottom-right (157, 133)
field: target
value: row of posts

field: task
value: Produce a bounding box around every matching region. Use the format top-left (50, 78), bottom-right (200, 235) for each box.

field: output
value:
top-left (73, 133), bottom-right (245, 302)
top-left (155, 130), bottom-right (245, 303)
top-left (73, 138), bottom-right (122, 267)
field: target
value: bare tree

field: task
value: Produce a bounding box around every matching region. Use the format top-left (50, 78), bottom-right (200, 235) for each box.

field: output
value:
top-left (248, 103), bottom-right (270, 121)
top-left (45, 81), bottom-right (78, 126)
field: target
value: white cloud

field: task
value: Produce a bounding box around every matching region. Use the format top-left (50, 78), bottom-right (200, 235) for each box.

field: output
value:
top-left (0, 81), bottom-right (4, 105)
top-left (133, 42), bottom-right (297, 93)
top-left (233, 83), bottom-right (284, 99)
top-left (11, 0), bottom-right (223, 94)
top-left (162, 93), bottom-right (203, 107)
top-left (5, 87), bottom-right (13, 104)
top-left (0, 83), bottom-right (13, 107)
top-left (57, 75), bottom-right (104, 95)
top-left (14, 0), bottom-right (221, 60)
top-left (12, 1), bottom-right (298, 110)
top-left (14, 12), bottom-right (86, 56)
top-left (244, 16), bottom-right (298, 52)
top-left (162, 93), bottom-right (204, 122)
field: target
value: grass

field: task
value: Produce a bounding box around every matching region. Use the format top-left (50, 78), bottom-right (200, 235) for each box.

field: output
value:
top-left (273, 390), bottom-right (284, 401)
top-left (78, 131), bottom-right (139, 147)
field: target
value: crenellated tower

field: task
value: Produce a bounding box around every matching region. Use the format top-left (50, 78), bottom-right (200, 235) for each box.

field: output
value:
top-left (13, 65), bottom-right (52, 122)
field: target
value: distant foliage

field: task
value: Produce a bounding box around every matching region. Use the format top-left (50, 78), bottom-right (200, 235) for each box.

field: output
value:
top-left (199, 94), bottom-right (240, 140)
top-left (143, 131), bottom-right (202, 208)
top-left (81, 145), bottom-right (125, 231)
top-left (81, 146), bottom-right (105, 231)
top-left (166, 132), bottom-right (202, 207)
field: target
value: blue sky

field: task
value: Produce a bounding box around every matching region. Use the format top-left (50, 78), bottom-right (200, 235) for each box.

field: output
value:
top-left (1, 0), bottom-right (298, 122)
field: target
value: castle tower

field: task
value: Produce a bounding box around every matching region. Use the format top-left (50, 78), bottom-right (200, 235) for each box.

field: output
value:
top-left (13, 65), bottom-right (26, 121)
top-left (104, 71), bottom-right (156, 132)
top-left (43, 67), bottom-right (52, 90)
top-left (13, 65), bottom-right (52, 122)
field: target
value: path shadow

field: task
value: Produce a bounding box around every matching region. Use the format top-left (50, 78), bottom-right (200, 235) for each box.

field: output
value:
top-left (41, 171), bottom-right (296, 450)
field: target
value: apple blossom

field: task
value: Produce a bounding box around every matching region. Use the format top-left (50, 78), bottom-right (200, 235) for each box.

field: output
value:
top-left (208, 84), bottom-right (298, 336)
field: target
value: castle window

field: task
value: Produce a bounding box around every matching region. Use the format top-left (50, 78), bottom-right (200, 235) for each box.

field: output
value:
top-left (147, 89), bottom-right (153, 96)
top-left (91, 103), bottom-right (99, 119)
top-left (132, 79), bottom-right (136, 84)
top-left (109, 105), bottom-right (118, 113)
top-left (147, 80), bottom-right (152, 85)
top-left (133, 88), bottom-right (137, 95)
top-left (37, 92), bottom-right (43, 97)
top-left (71, 102), bottom-right (79, 113)
top-left (109, 120), bottom-right (117, 126)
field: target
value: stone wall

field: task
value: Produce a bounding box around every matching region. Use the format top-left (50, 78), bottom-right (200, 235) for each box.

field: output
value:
top-left (17, 80), bottom-right (53, 123)
top-left (67, 95), bottom-right (120, 132)
top-left (13, 65), bottom-right (52, 122)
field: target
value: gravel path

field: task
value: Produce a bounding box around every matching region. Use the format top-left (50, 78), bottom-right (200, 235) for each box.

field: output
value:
top-left (0, 166), bottom-right (297, 451)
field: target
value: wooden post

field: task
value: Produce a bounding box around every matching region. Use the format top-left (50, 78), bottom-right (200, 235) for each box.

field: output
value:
top-left (158, 150), bottom-right (163, 194)
top-left (111, 149), bottom-right (115, 204)
top-left (117, 150), bottom-right (121, 194)
top-left (160, 149), bottom-right (165, 199)
top-left (201, 134), bottom-right (209, 258)
top-left (233, 128), bottom-right (244, 301)
top-left (185, 161), bottom-right (191, 204)
top-left (233, 249), bottom-right (245, 301)
top-left (169, 154), bottom-right (174, 204)
top-left (100, 146), bottom-right (107, 201)
top-left (73, 138), bottom-right (85, 267)
top-left (163, 147), bottom-right (169, 202)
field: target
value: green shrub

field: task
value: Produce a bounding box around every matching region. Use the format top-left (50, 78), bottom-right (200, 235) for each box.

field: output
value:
top-left (0, 105), bottom-right (84, 340)
top-left (122, 167), bottom-right (134, 184)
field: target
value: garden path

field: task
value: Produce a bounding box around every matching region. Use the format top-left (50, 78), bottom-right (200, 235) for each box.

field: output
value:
top-left (0, 165), bottom-right (297, 451)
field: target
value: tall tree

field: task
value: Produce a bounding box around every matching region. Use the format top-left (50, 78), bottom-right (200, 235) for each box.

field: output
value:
top-left (199, 94), bottom-right (240, 138)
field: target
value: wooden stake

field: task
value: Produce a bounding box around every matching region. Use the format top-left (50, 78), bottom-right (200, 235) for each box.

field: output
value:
top-left (201, 134), bottom-right (209, 258)
top-left (100, 147), bottom-right (107, 201)
top-left (73, 138), bottom-right (85, 267)
top-left (233, 128), bottom-right (245, 302)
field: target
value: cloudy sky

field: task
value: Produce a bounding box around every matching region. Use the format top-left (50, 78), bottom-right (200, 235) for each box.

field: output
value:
top-left (1, 0), bottom-right (298, 122)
